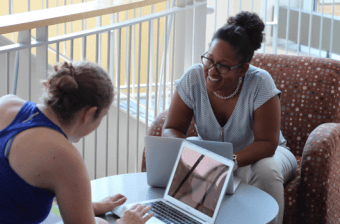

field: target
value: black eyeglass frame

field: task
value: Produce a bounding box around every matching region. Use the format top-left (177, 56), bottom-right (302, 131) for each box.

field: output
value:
top-left (201, 52), bottom-right (244, 74)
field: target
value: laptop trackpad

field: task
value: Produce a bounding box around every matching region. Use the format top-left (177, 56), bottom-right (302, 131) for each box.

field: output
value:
top-left (112, 204), bottom-right (164, 224)
top-left (112, 204), bottom-right (132, 217)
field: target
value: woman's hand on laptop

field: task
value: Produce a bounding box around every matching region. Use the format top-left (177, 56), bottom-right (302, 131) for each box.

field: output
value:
top-left (116, 204), bottom-right (154, 224)
top-left (93, 194), bottom-right (127, 216)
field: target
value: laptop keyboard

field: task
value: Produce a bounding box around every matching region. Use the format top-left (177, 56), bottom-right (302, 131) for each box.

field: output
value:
top-left (145, 201), bottom-right (202, 224)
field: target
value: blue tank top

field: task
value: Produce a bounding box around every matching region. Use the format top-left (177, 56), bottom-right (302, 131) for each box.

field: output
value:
top-left (0, 101), bottom-right (67, 224)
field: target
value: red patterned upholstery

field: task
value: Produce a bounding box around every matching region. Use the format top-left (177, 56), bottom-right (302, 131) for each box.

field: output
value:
top-left (141, 53), bottom-right (340, 224)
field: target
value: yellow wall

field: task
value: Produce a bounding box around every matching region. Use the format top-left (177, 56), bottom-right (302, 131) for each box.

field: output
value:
top-left (1, 0), bottom-right (169, 94)
top-left (317, 4), bottom-right (340, 17)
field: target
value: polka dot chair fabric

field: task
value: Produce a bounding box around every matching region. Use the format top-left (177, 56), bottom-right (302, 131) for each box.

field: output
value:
top-left (141, 53), bottom-right (340, 224)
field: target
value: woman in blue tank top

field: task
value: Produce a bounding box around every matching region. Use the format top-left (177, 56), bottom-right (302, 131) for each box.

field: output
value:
top-left (0, 62), bottom-right (153, 224)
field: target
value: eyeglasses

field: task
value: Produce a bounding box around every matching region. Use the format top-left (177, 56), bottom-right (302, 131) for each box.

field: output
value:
top-left (201, 52), bottom-right (244, 74)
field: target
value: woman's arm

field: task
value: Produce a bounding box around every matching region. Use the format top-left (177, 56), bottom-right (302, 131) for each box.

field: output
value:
top-left (39, 137), bottom-right (151, 224)
top-left (162, 91), bottom-right (194, 138)
top-left (48, 142), bottom-right (102, 224)
top-left (234, 95), bottom-right (281, 167)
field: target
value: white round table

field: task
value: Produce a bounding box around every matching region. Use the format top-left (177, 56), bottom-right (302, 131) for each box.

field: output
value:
top-left (91, 172), bottom-right (278, 224)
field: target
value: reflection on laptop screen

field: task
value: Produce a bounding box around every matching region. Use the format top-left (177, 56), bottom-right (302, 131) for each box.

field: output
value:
top-left (168, 146), bottom-right (230, 218)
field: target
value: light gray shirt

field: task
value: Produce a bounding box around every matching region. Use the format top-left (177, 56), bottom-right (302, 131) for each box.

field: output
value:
top-left (174, 64), bottom-right (287, 153)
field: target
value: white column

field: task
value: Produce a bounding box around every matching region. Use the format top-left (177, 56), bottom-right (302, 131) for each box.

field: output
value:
top-left (16, 30), bottom-right (31, 101)
top-left (271, 0), bottom-right (279, 54)
top-left (0, 53), bottom-right (9, 96)
top-left (184, 0), bottom-right (194, 71)
top-left (173, 0), bottom-right (188, 81)
top-left (35, 27), bottom-right (48, 103)
top-left (193, 0), bottom-right (207, 64)
top-left (260, 0), bottom-right (267, 53)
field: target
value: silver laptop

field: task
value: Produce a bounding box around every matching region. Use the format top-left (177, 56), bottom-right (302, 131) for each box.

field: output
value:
top-left (113, 140), bottom-right (235, 224)
top-left (145, 136), bottom-right (240, 194)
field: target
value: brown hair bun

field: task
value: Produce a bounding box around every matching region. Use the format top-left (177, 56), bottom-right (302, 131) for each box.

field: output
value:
top-left (44, 61), bottom-right (114, 125)
top-left (50, 62), bottom-right (78, 95)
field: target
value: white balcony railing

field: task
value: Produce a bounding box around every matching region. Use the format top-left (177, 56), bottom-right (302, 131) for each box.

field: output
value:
top-left (1, 0), bottom-right (339, 180)
top-left (0, 0), bottom-right (207, 180)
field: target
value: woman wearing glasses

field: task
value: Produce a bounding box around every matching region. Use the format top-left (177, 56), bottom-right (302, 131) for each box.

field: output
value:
top-left (162, 11), bottom-right (297, 224)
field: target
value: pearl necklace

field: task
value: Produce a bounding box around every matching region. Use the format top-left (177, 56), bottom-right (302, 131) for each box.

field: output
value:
top-left (213, 77), bottom-right (242, 100)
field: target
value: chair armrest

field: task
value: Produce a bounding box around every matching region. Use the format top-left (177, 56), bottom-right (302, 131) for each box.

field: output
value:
top-left (298, 123), bottom-right (340, 223)
top-left (283, 156), bottom-right (302, 224)
top-left (147, 110), bottom-right (169, 137)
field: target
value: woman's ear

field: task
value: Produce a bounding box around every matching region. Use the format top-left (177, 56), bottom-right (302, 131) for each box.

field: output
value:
top-left (82, 106), bottom-right (98, 124)
top-left (239, 63), bottom-right (249, 77)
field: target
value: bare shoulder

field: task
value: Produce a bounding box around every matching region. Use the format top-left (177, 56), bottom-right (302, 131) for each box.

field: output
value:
top-left (0, 95), bottom-right (27, 131)
top-left (0, 94), bottom-right (26, 112)
top-left (0, 94), bottom-right (25, 106)
top-left (34, 129), bottom-right (86, 189)
top-left (40, 132), bottom-right (87, 191)
top-left (9, 127), bottom-right (86, 192)
top-left (0, 94), bottom-right (20, 100)
top-left (22, 130), bottom-right (95, 223)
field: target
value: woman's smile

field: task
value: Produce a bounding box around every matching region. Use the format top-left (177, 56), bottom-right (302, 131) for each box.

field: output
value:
top-left (208, 75), bottom-right (221, 82)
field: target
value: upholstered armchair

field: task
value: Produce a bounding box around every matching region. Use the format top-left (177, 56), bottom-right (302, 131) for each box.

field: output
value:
top-left (141, 53), bottom-right (340, 224)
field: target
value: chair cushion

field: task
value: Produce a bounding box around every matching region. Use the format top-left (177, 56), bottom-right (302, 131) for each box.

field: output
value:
top-left (251, 54), bottom-right (340, 157)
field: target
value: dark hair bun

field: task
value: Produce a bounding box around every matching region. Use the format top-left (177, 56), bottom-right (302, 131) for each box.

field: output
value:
top-left (44, 61), bottom-right (114, 125)
top-left (227, 11), bottom-right (265, 51)
top-left (50, 62), bottom-right (78, 94)
top-left (53, 74), bottom-right (78, 93)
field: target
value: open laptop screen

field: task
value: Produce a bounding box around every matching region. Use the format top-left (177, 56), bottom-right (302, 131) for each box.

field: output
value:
top-left (167, 146), bottom-right (230, 218)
